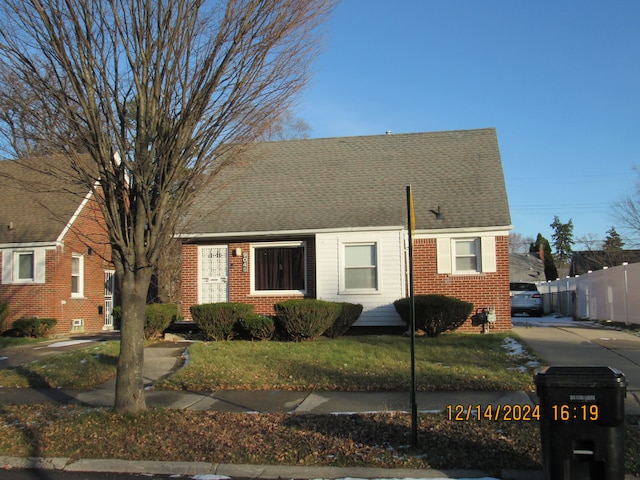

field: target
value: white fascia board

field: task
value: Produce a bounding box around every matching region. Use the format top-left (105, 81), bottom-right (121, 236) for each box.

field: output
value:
top-left (176, 225), bottom-right (405, 239)
top-left (57, 189), bottom-right (94, 243)
top-left (0, 241), bottom-right (60, 249)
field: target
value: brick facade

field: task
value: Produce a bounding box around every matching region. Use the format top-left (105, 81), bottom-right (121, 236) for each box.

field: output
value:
top-left (181, 239), bottom-right (317, 320)
top-left (180, 236), bottom-right (511, 332)
top-left (0, 197), bottom-right (112, 335)
top-left (412, 236), bottom-right (511, 332)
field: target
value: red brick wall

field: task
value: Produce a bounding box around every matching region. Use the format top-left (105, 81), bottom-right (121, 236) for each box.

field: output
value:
top-left (180, 236), bottom-right (510, 333)
top-left (0, 196), bottom-right (112, 335)
top-left (180, 239), bottom-right (316, 320)
top-left (412, 236), bottom-right (511, 332)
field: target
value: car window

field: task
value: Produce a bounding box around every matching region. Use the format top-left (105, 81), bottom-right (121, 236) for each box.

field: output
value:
top-left (510, 283), bottom-right (538, 292)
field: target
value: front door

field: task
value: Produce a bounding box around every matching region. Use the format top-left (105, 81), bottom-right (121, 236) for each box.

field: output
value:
top-left (103, 269), bottom-right (115, 330)
top-left (199, 246), bottom-right (229, 304)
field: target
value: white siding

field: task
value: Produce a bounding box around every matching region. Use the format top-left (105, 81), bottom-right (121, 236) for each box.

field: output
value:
top-left (315, 230), bottom-right (406, 327)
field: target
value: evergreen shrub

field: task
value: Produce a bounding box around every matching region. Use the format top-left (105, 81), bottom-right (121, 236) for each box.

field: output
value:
top-left (12, 317), bottom-right (57, 338)
top-left (323, 302), bottom-right (363, 338)
top-left (190, 302), bottom-right (254, 341)
top-left (274, 299), bottom-right (341, 341)
top-left (393, 294), bottom-right (473, 337)
top-left (238, 314), bottom-right (275, 341)
top-left (112, 304), bottom-right (179, 340)
top-left (144, 303), bottom-right (179, 340)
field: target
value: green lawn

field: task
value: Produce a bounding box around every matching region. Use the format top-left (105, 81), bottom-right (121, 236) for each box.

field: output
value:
top-left (157, 332), bottom-right (536, 392)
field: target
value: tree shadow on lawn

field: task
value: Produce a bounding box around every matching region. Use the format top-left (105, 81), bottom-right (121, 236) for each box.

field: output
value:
top-left (282, 413), bottom-right (542, 472)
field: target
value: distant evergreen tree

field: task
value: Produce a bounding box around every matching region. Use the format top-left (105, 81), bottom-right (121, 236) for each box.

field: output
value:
top-left (550, 216), bottom-right (574, 265)
top-left (602, 226), bottom-right (624, 251)
top-left (530, 233), bottom-right (558, 281)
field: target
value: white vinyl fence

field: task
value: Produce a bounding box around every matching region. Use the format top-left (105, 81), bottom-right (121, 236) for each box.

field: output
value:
top-left (538, 262), bottom-right (640, 325)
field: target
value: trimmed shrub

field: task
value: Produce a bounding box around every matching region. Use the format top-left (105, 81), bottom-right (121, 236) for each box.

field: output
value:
top-left (238, 314), bottom-right (275, 341)
top-left (323, 302), bottom-right (363, 338)
top-left (190, 302), bottom-right (254, 341)
top-left (0, 301), bottom-right (8, 333)
top-left (112, 304), bottom-right (178, 339)
top-left (144, 303), bottom-right (179, 340)
top-left (274, 299), bottom-right (341, 341)
top-left (393, 295), bottom-right (474, 337)
top-left (12, 317), bottom-right (57, 338)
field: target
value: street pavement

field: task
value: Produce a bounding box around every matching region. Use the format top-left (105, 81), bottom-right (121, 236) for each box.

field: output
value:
top-left (1, 317), bottom-right (640, 479)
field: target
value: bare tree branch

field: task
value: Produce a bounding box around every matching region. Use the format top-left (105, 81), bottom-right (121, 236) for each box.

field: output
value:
top-left (0, 0), bottom-right (335, 412)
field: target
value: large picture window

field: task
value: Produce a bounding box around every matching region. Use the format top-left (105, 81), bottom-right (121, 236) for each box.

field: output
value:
top-left (253, 243), bottom-right (306, 292)
top-left (343, 243), bottom-right (378, 291)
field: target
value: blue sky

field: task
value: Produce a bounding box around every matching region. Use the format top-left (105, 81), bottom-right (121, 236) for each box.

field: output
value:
top-left (297, 0), bottom-right (640, 249)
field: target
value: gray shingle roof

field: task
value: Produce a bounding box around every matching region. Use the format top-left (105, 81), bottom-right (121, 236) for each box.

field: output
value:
top-left (182, 128), bottom-right (511, 237)
top-left (0, 156), bottom-right (89, 244)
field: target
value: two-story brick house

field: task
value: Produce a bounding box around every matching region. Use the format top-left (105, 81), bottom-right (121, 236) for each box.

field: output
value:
top-left (0, 156), bottom-right (114, 335)
top-left (179, 128), bottom-right (513, 332)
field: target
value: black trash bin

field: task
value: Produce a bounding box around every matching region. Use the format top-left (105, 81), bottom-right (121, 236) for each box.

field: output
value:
top-left (534, 366), bottom-right (627, 480)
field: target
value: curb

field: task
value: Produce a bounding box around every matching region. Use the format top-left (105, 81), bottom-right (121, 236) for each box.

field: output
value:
top-left (0, 456), bottom-right (547, 479)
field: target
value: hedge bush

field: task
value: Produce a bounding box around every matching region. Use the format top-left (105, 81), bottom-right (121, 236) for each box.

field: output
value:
top-left (0, 301), bottom-right (8, 333)
top-left (238, 314), bottom-right (275, 341)
top-left (144, 304), bottom-right (179, 340)
top-left (12, 317), bottom-right (57, 338)
top-left (190, 302), bottom-right (254, 341)
top-left (274, 299), bottom-right (342, 341)
top-left (393, 294), bottom-right (474, 337)
top-left (112, 304), bottom-right (179, 340)
top-left (323, 302), bottom-right (363, 338)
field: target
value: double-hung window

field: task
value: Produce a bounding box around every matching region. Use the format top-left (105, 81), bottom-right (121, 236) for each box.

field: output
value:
top-left (253, 242), bottom-right (306, 293)
top-left (71, 253), bottom-right (84, 297)
top-left (15, 251), bottom-right (35, 282)
top-left (454, 239), bottom-right (480, 273)
top-left (2, 248), bottom-right (46, 284)
top-left (342, 243), bottom-right (379, 292)
top-left (437, 237), bottom-right (496, 274)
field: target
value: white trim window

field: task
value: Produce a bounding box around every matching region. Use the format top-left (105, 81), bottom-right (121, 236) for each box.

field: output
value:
top-left (2, 249), bottom-right (46, 284)
top-left (341, 242), bottom-right (379, 293)
top-left (71, 253), bottom-right (84, 297)
top-left (453, 239), bottom-right (480, 273)
top-left (15, 251), bottom-right (35, 282)
top-left (436, 236), bottom-right (496, 274)
top-left (251, 241), bottom-right (306, 294)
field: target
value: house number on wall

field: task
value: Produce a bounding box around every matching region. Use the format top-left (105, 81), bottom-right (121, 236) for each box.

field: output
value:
top-left (242, 251), bottom-right (249, 272)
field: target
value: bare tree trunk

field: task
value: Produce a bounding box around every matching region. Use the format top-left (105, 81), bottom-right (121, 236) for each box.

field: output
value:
top-left (114, 266), bottom-right (153, 413)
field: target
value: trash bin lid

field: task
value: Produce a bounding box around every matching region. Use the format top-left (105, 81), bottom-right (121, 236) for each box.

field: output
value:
top-left (534, 365), bottom-right (627, 388)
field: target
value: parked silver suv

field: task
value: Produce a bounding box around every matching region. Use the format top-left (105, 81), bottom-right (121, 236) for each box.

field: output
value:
top-left (510, 282), bottom-right (543, 317)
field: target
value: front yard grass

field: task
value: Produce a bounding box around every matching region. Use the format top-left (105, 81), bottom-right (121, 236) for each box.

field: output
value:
top-left (157, 332), bottom-right (536, 392)
top-left (0, 333), bottom-right (536, 391)
top-left (0, 341), bottom-right (120, 388)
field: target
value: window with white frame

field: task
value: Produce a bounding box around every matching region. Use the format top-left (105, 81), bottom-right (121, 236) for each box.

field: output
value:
top-left (453, 239), bottom-right (481, 273)
top-left (437, 237), bottom-right (497, 274)
top-left (71, 253), bottom-right (84, 297)
top-left (252, 242), bottom-right (306, 293)
top-left (2, 248), bottom-right (46, 284)
top-left (15, 251), bottom-right (35, 281)
top-left (343, 243), bottom-right (378, 291)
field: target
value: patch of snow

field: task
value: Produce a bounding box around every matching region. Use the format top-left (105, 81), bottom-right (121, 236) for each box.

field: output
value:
top-left (190, 476), bottom-right (231, 480)
top-left (46, 339), bottom-right (95, 348)
top-left (0, 356), bottom-right (8, 361)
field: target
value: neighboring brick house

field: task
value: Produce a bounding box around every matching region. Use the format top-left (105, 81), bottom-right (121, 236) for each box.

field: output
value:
top-left (0, 156), bottom-right (114, 335)
top-left (179, 128), bottom-right (512, 332)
